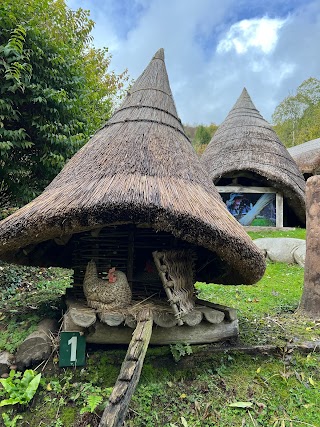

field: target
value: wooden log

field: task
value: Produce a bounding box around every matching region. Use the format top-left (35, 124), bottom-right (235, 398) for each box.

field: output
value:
top-left (15, 318), bottom-right (58, 369)
top-left (195, 299), bottom-right (237, 322)
top-left (197, 307), bottom-right (224, 324)
top-left (152, 251), bottom-right (184, 325)
top-left (63, 311), bottom-right (86, 333)
top-left (182, 309), bottom-right (203, 326)
top-left (98, 311), bottom-right (153, 427)
top-left (177, 340), bottom-right (320, 366)
top-left (153, 311), bottom-right (177, 328)
top-left (99, 312), bottom-right (125, 326)
top-left (69, 307), bottom-right (97, 328)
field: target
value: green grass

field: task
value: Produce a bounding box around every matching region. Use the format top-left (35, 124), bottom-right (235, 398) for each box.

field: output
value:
top-left (248, 228), bottom-right (306, 240)
top-left (128, 352), bottom-right (320, 427)
top-left (196, 261), bottom-right (319, 346)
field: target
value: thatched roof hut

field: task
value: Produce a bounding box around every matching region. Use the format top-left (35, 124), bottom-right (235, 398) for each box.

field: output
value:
top-left (0, 50), bottom-right (265, 286)
top-left (288, 137), bottom-right (320, 179)
top-left (201, 88), bottom-right (306, 227)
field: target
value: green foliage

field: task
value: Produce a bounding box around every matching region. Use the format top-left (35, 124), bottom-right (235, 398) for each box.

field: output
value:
top-left (0, 264), bottom-right (71, 352)
top-left (184, 123), bottom-right (218, 155)
top-left (170, 343), bottom-right (193, 362)
top-left (194, 125), bottom-right (212, 146)
top-left (1, 412), bottom-right (23, 427)
top-left (0, 0), bottom-right (128, 207)
top-left (272, 77), bottom-right (320, 147)
top-left (247, 228), bottom-right (306, 240)
top-left (0, 314), bottom-right (39, 353)
top-left (80, 394), bottom-right (103, 414)
top-left (0, 370), bottom-right (41, 407)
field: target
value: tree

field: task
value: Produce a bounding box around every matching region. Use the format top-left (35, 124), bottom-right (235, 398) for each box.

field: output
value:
top-left (0, 0), bottom-right (128, 207)
top-left (272, 77), bottom-right (320, 147)
top-left (194, 125), bottom-right (212, 146)
top-left (188, 123), bottom-right (218, 155)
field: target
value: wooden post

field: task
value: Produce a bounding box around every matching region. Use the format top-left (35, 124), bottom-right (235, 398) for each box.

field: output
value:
top-left (275, 192), bottom-right (283, 228)
top-left (300, 176), bottom-right (320, 318)
top-left (126, 225), bottom-right (135, 290)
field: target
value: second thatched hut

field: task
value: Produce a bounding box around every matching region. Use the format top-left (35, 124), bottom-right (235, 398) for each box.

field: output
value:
top-left (201, 88), bottom-right (306, 228)
top-left (288, 137), bottom-right (320, 180)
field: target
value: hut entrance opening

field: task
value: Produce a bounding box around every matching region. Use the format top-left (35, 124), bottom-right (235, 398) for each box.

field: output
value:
top-left (70, 225), bottom-right (199, 302)
top-left (215, 172), bottom-right (286, 228)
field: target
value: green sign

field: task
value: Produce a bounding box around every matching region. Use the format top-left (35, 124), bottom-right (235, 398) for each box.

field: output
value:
top-left (59, 332), bottom-right (86, 367)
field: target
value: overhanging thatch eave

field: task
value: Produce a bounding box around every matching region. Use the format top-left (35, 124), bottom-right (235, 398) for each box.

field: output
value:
top-left (0, 175), bottom-right (265, 284)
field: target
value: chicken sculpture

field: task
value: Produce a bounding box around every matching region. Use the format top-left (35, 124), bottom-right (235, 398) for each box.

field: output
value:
top-left (83, 260), bottom-right (132, 311)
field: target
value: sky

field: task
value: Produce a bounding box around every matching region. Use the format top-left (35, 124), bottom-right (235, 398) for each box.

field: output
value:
top-left (67, 0), bottom-right (320, 125)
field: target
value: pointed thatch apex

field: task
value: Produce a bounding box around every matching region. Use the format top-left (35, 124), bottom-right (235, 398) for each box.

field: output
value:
top-left (152, 48), bottom-right (164, 61)
top-left (201, 88), bottom-right (306, 226)
top-left (231, 87), bottom-right (261, 114)
top-left (0, 50), bottom-right (266, 285)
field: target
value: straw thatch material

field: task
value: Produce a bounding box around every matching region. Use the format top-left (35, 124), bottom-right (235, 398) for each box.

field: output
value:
top-left (0, 50), bottom-right (265, 285)
top-left (201, 88), bottom-right (306, 226)
top-left (288, 137), bottom-right (320, 177)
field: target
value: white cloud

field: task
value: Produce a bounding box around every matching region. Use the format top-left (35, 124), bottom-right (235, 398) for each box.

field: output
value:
top-left (217, 17), bottom-right (286, 55)
top-left (66, 1), bottom-right (320, 126)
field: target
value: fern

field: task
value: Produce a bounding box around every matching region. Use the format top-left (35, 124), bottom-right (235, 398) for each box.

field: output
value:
top-left (80, 394), bottom-right (103, 414)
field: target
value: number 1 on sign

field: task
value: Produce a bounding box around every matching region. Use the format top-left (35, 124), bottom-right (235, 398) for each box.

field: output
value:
top-left (68, 336), bottom-right (78, 362)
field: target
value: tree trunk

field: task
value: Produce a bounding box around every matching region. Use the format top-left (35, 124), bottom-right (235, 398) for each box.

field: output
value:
top-left (300, 176), bottom-right (320, 318)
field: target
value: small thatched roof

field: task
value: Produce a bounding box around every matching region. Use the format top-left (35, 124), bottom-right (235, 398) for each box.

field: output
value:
top-left (288, 137), bottom-right (320, 176)
top-left (201, 88), bottom-right (306, 225)
top-left (0, 50), bottom-right (265, 284)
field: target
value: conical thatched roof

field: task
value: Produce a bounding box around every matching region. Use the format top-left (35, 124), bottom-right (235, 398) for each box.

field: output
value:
top-left (0, 50), bottom-right (265, 284)
top-left (288, 137), bottom-right (320, 176)
top-left (201, 88), bottom-right (306, 225)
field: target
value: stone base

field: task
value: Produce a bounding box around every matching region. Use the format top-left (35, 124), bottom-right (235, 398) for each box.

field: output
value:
top-left (85, 319), bottom-right (238, 345)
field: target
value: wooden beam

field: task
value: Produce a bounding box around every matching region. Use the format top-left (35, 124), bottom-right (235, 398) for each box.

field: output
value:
top-left (126, 226), bottom-right (135, 289)
top-left (276, 192), bottom-right (284, 228)
top-left (216, 185), bottom-right (277, 194)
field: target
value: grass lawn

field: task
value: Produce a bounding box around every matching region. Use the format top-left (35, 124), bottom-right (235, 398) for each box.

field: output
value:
top-left (1, 228), bottom-right (320, 427)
